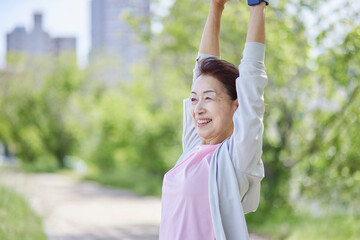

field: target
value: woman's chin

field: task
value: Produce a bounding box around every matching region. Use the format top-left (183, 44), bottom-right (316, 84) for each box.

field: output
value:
top-left (197, 132), bottom-right (216, 144)
top-left (196, 129), bottom-right (211, 139)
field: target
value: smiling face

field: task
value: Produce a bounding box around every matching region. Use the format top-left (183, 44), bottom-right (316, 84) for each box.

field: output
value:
top-left (190, 74), bottom-right (238, 145)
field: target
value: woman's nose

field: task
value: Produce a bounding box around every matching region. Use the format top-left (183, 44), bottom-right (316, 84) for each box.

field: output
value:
top-left (194, 100), bottom-right (205, 114)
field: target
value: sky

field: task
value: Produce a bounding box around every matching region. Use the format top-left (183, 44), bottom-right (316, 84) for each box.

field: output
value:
top-left (0, 0), bottom-right (90, 68)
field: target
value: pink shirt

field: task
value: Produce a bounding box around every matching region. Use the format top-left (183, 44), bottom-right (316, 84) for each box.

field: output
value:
top-left (159, 143), bottom-right (220, 240)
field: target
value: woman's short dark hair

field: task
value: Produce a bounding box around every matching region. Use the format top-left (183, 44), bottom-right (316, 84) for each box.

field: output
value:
top-left (198, 57), bottom-right (239, 100)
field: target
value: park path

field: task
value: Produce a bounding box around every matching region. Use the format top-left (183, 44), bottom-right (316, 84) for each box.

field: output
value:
top-left (0, 169), bottom-right (269, 240)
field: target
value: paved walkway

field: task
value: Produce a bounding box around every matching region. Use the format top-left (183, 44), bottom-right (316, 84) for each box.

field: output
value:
top-left (0, 170), bottom-right (269, 240)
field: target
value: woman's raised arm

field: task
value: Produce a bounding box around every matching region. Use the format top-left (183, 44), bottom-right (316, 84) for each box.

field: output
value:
top-left (198, 0), bottom-right (229, 56)
top-left (246, 2), bottom-right (266, 43)
top-left (226, 0), bottom-right (268, 213)
top-left (184, 0), bottom-right (230, 153)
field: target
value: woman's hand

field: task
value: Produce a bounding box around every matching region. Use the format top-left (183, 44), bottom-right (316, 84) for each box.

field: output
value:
top-left (213, 0), bottom-right (243, 5)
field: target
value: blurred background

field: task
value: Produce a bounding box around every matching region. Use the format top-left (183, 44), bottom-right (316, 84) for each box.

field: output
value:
top-left (0, 0), bottom-right (359, 239)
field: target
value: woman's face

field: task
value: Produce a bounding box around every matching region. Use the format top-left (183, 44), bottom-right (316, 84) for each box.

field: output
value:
top-left (190, 74), bottom-right (238, 145)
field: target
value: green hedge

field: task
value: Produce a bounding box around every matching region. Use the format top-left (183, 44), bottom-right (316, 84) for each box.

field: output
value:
top-left (247, 208), bottom-right (360, 240)
top-left (0, 184), bottom-right (47, 240)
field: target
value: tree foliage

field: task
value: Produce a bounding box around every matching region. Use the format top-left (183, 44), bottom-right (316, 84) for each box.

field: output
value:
top-left (0, 54), bottom-right (82, 169)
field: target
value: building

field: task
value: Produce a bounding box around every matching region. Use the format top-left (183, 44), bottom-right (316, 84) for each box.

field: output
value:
top-left (6, 26), bottom-right (28, 53)
top-left (90, 0), bottom-right (149, 72)
top-left (52, 37), bottom-right (77, 56)
top-left (6, 12), bottom-right (76, 61)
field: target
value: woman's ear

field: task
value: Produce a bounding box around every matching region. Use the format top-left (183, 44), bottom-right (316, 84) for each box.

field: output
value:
top-left (232, 99), bottom-right (239, 112)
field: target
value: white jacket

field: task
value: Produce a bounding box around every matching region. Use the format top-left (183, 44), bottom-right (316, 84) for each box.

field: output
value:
top-left (177, 42), bottom-right (267, 240)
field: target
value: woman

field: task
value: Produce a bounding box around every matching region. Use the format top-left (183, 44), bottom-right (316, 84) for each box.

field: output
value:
top-left (160, 0), bottom-right (268, 239)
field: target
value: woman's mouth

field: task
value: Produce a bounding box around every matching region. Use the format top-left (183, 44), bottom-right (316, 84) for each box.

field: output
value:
top-left (197, 119), bottom-right (212, 127)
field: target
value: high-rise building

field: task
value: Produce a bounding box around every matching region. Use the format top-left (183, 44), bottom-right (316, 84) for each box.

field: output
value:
top-left (90, 0), bottom-right (149, 67)
top-left (27, 13), bottom-right (52, 55)
top-left (6, 12), bottom-right (76, 62)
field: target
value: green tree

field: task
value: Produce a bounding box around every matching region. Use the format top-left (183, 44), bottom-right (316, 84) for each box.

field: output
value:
top-left (74, 61), bottom-right (185, 194)
top-left (293, 26), bottom-right (360, 211)
top-left (0, 54), bottom-right (83, 169)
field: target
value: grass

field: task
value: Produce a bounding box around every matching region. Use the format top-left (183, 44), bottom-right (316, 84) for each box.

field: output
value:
top-left (247, 207), bottom-right (360, 240)
top-left (0, 184), bottom-right (47, 240)
top-left (85, 167), bottom-right (163, 197)
top-left (21, 156), bottom-right (58, 173)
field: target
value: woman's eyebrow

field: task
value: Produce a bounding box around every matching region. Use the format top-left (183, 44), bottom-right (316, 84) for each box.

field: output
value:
top-left (203, 90), bottom-right (216, 94)
top-left (191, 90), bottom-right (216, 95)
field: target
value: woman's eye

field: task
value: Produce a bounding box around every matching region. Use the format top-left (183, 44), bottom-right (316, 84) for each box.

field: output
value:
top-left (205, 97), bottom-right (212, 100)
top-left (191, 98), bottom-right (198, 102)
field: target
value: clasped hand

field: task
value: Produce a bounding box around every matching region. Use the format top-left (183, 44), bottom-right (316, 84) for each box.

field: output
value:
top-left (213, 0), bottom-right (242, 6)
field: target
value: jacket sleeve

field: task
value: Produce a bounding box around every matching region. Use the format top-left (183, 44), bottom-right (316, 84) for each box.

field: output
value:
top-left (182, 53), bottom-right (220, 153)
top-left (227, 42), bottom-right (267, 213)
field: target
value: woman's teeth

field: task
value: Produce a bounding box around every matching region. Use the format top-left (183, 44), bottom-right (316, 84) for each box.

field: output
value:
top-left (198, 119), bottom-right (212, 124)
